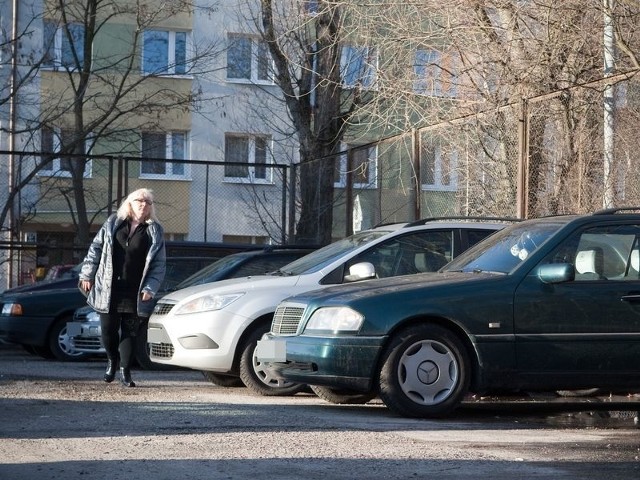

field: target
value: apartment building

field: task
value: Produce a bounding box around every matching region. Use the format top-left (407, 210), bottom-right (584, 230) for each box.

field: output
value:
top-left (0, 0), bottom-right (293, 285)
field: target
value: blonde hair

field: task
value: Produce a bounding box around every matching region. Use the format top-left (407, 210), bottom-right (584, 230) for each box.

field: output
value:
top-left (116, 188), bottom-right (158, 222)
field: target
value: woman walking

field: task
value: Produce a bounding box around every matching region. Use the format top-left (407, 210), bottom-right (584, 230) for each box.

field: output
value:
top-left (79, 188), bottom-right (166, 387)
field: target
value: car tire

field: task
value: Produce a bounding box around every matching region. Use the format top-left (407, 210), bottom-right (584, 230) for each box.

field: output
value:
top-left (378, 324), bottom-right (470, 418)
top-left (26, 343), bottom-right (55, 359)
top-left (48, 317), bottom-right (90, 362)
top-left (201, 371), bottom-right (245, 387)
top-left (239, 325), bottom-right (307, 396)
top-left (310, 385), bottom-right (376, 404)
top-left (22, 344), bottom-right (39, 356)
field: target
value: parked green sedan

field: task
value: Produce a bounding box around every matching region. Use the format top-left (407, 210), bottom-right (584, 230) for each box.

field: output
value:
top-left (258, 208), bottom-right (640, 418)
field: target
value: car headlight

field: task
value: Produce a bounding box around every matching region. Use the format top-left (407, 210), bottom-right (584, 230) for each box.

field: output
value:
top-left (2, 302), bottom-right (23, 316)
top-left (174, 292), bottom-right (245, 315)
top-left (303, 307), bottom-right (364, 334)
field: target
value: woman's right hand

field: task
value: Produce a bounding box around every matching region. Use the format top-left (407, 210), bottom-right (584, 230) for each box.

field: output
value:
top-left (80, 280), bottom-right (93, 292)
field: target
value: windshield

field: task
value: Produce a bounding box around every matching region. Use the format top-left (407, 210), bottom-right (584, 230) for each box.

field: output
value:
top-left (443, 221), bottom-right (564, 274)
top-left (175, 254), bottom-right (249, 289)
top-left (278, 230), bottom-right (393, 276)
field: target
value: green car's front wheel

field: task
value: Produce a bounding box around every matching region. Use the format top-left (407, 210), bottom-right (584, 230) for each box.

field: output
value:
top-left (379, 324), bottom-right (470, 418)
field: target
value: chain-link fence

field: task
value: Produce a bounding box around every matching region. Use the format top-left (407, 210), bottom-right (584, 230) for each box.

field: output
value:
top-left (2, 73), bottom-right (639, 286)
top-left (526, 74), bottom-right (640, 215)
top-left (0, 152), bottom-right (293, 286)
top-left (327, 71), bottom-right (640, 238)
top-left (325, 106), bottom-right (523, 240)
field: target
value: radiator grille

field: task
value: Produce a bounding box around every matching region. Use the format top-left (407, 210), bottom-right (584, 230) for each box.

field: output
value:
top-left (271, 304), bottom-right (305, 335)
top-left (70, 337), bottom-right (102, 351)
top-left (150, 343), bottom-right (174, 358)
top-left (153, 302), bottom-right (174, 316)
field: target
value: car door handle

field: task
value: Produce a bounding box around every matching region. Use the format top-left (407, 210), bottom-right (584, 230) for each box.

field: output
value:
top-left (621, 294), bottom-right (640, 303)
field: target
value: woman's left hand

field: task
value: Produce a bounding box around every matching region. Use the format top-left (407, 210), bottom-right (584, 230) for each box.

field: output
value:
top-left (141, 291), bottom-right (153, 302)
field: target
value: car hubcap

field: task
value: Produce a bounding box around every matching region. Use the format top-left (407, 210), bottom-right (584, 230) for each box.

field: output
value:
top-left (252, 350), bottom-right (296, 389)
top-left (58, 327), bottom-right (83, 357)
top-left (398, 340), bottom-right (458, 405)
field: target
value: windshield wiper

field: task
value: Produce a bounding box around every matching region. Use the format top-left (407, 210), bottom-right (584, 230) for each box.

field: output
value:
top-left (270, 269), bottom-right (293, 276)
top-left (472, 268), bottom-right (506, 275)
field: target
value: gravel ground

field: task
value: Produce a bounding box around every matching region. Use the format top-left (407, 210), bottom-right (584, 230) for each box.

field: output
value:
top-left (1, 344), bottom-right (640, 480)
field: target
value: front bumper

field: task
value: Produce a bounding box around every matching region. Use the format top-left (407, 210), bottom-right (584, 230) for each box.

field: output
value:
top-left (146, 308), bottom-right (252, 372)
top-left (257, 333), bottom-right (387, 391)
top-left (66, 321), bottom-right (105, 354)
top-left (0, 315), bottom-right (51, 346)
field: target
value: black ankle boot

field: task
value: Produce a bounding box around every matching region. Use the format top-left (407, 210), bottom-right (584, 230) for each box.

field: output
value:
top-left (104, 360), bottom-right (117, 383)
top-left (120, 368), bottom-right (135, 387)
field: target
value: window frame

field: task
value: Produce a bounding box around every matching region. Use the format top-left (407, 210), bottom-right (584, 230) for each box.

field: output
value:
top-left (39, 127), bottom-right (93, 178)
top-left (334, 143), bottom-right (378, 189)
top-left (223, 133), bottom-right (274, 184)
top-left (43, 21), bottom-right (86, 71)
top-left (420, 140), bottom-right (458, 192)
top-left (142, 29), bottom-right (190, 76)
top-left (414, 48), bottom-right (441, 96)
top-left (414, 48), bottom-right (458, 98)
top-left (139, 131), bottom-right (191, 180)
top-left (226, 34), bottom-right (273, 84)
top-left (340, 44), bottom-right (377, 89)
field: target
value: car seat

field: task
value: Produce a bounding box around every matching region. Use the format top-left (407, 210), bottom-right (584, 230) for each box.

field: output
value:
top-left (414, 250), bottom-right (448, 273)
top-left (574, 247), bottom-right (605, 280)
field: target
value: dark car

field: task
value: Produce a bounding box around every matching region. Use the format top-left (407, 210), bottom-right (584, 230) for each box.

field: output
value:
top-left (257, 208), bottom-right (640, 418)
top-left (170, 247), bottom-right (319, 290)
top-left (1, 265), bottom-right (81, 295)
top-left (0, 242), bottom-right (296, 363)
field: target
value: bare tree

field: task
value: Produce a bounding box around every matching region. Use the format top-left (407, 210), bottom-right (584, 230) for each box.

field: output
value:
top-left (242, 0), bottom-right (376, 244)
top-left (386, 1), bottom-right (640, 215)
top-left (2, 0), bottom-right (224, 246)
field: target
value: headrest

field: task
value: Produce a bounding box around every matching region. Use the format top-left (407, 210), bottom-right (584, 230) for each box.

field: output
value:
top-left (575, 249), bottom-right (601, 274)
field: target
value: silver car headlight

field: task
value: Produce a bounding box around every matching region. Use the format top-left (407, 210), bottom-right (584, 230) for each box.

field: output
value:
top-left (174, 292), bottom-right (245, 315)
top-left (303, 307), bottom-right (364, 334)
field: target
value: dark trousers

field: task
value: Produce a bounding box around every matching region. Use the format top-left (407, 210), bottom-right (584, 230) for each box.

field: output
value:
top-left (99, 313), bottom-right (141, 369)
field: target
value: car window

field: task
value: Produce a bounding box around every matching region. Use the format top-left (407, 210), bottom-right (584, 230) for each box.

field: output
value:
top-left (163, 259), bottom-right (206, 290)
top-left (445, 221), bottom-right (563, 274)
top-left (541, 224), bottom-right (640, 281)
top-left (175, 254), bottom-right (249, 288)
top-left (346, 230), bottom-right (453, 279)
top-left (467, 229), bottom-right (498, 248)
top-left (280, 230), bottom-right (392, 276)
top-left (233, 254), bottom-right (307, 277)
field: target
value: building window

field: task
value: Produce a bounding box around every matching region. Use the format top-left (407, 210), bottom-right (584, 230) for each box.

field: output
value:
top-left (224, 134), bottom-right (272, 183)
top-left (414, 48), bottom-right (457, 97)
top-left (340, 44), bottom-right (376, 88)
top-left (142, 30), bottom-right (188, 75)
top-left (306, 1), bottom-right (319, 15)
top-left (140, 132), bottom-right (189, 178)
top-left (43, 21), bottom-right (86, 70)
top-left (335, 144), bottom-right (377, 188)
top-left (420, 139), bottom-right (458, 191)
top-left (40, 128), bottom-right (92, 178)
top-left (227, 34), bottom-right (271, 82)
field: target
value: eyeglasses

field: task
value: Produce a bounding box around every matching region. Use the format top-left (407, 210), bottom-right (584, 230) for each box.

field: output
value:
top-left (132, 198), bottom-right (153, 205)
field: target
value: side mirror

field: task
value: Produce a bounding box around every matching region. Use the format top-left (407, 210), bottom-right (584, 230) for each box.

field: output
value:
top-left (344, 262), bottom-right (376, 282)
top-left (537, 263), bottom-right (574, 284)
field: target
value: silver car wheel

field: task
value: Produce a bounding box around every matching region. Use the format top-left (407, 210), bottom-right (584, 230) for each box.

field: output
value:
top-left (252, 351), bottom-right (297, 389)
top-left (57, 326), bottom-right (84, 357)
top-left (397, 339), bottom-right (458, 406)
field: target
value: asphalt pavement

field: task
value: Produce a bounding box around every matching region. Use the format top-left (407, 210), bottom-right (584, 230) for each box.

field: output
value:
top-left (1, 343), bottom-right (639, 480)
